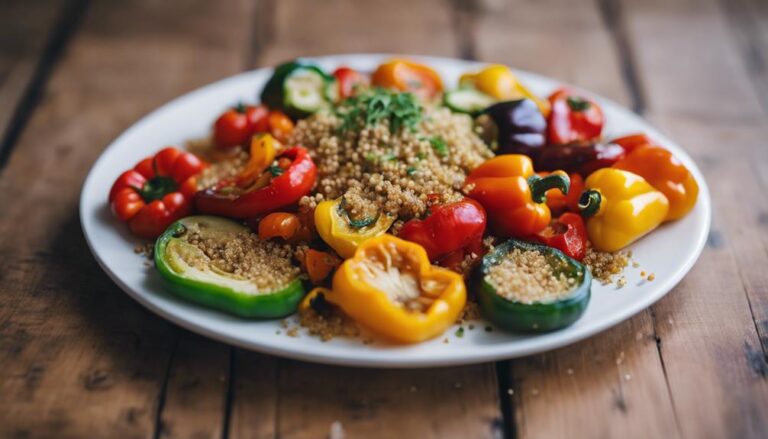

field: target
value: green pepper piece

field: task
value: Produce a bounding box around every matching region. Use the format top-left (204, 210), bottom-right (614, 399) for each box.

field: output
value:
top-left (476, 239), bottom-right (591, 332)
top-left (260, 59), bottom-right (336, 119)
top-left (154, 216), bottom-right (307, 318)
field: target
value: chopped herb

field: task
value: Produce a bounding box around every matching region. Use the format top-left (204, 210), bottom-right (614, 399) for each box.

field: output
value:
top-left (455, 327), bottom-right (465, 338)
top-left (484, 326), bottom-right (493, 332)
top-left (269, 165), bottom-right (284, 176)
top-left (381, 153), bottom-right (398, 162)
top-left (430, 136), bottom-right (449, 157)
top-left (406, 166), bottom-right (418, 176)
top-left (416, 152), bottom-right (426, 160)
top-left (336, 88), bottom-right (422, 134)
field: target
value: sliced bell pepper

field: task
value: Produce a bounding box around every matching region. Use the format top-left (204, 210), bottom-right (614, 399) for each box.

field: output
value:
top-left (398, 198), bottom-right (487, 262)
top-left (477, 239), bottom-right (591, 332)
top-left (195, 146), bottom-right (317, 219)
top-left (464, 154), bottom-right (570, 238)
top-left (612, 142), bottom-right (699, 221)
top-left (109, 147), bottom-right (206, 239)
top-left (325, 234), bottom-right (467, 343)
top-left (610, 133), bottom-right (655, 154)
top-left (459, 64), bottom-right (550, 116)
top-left (154, 216), bottom-right (307, 318)
top-left (530, 212), bottom-right (588, 261)
top-left (579, 168), bottom-right (669, 252)
top-left (371, 59), bottom-right (443, 100)
top-left (314, 197), bottom-right (395, 258)
top-left (303, 249), bottom-right (342, 284)
top-left (547, 88), bottom-right (604, 145)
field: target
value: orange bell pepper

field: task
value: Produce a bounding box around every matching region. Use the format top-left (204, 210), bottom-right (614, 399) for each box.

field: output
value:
top-left (464, 155), bottom-right (570, 238)
top-left (613, 144), bottom-right (698, 221)
top-left (371, 59), bottom-right (443, 100)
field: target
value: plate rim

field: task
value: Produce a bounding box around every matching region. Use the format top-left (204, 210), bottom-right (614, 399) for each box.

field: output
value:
top-left (80, 53), bottom-right (711, 368)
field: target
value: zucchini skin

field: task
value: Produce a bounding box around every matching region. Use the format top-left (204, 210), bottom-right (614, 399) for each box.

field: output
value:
top-left (260, 59), bottom-right (335, 119)
top-left (154, 218), bottom-right (307, 319)
top-left (476, 239), bottom-right (591, 332)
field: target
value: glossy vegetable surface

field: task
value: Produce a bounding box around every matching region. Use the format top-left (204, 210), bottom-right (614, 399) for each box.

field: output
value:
top-left (465, 155), bottom-right (570, 238)
top-left (530, 212), bottom-right (588, 261)
top-left (315, 197), bottom-right (395, 258)
top-left (484, 99), bottom-right (548, 158)
top-left (579, 168), bottom-right (669, 252)
top-left (154, 216), bottom-right (306, 318)
top-left (547, 88), bottom-right (604, 145)
top-left (477, 239), bottom-right (591, 332)
top-left (371, 59), bottom-right (443, 100)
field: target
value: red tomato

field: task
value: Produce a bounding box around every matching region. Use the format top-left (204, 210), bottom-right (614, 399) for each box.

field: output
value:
top-left (547, 88), bottom-right (604, 145)
top-left (333, 67), bottom-right (368, 99)
top-left (213, 104), bottom-right (269, 149)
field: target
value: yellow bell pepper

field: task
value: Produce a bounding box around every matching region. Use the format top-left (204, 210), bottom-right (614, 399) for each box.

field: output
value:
top-left (236, 133), bottom-right (277, 185)
top-left (579, 169), bottom-right (669, 252)
top-left (314, 197), bottom-right (395, 258)
top-left (460, 64), bottom-right (550, 116)
top-left (319, 234), bottom-right (466, 343)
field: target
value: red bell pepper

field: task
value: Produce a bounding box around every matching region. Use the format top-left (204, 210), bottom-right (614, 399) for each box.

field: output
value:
top-left (194, 146), bottom-right (317, 218)
top-left (109, 147), bottom-right (206, 239)
top-left (398, 198), bottom-right (487, 262)
top-left (530, 212), bottom-right (588, 261)
top-left (543, 172), bottom-right (584, 214)
top-left (547, 88), bottom-right (604, 145)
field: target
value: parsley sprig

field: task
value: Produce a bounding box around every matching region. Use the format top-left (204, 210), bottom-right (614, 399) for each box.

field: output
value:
top-left (336, 88), bottom-right (423, 134)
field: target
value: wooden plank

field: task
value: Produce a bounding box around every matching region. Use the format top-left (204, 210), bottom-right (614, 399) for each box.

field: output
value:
top-left (230, 1), bottom-right (504, 438)
top-left (0, 0), bottom-right (70, 162)
top-left (228, 350), bottom-right (279, 439)
top-left (622, 0), bottom-right (768, 437)
top-left (157, 334), bottom-right (231, 439)
top-left (276, 361), bottom-right (501, 439)
top-left (0, 0), bottom-right (256, 437)
top-left (472, 1), bottom-right (679, 437)
top-left (255, 0), bottom-right (458, 67)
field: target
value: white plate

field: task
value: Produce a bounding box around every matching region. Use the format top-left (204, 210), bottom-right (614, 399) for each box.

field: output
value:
top-left (80, 54), bottom-right (710, 368)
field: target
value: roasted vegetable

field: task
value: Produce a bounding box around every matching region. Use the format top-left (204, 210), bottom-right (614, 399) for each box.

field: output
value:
top-left (213, 104), bottom-right (269, 149)
top-left (321, 235), bottom-right (467, 343)
top-left (443, 87), bottom-right (495, 116)
top-left (315, 197), bottom-right (395, 258)
top-left (460, 64), bottom-right (549, 115)
top-left (483, 99), bottom-right (548, 158)
top-left (612, 141), bottom-right (699, 221)
top-left (530, 212), bottom-right (588, 261)
top-left (195, 146), bottom-right (317, 219)
top-left (547, 88), bottom-right (604, 145)
top-left (109, 147), bottom-right (205, 239)
top-left (465, 155), bottom-right (570, 238)
top-left (579, 168), bottom-right (669, 252)
top-left (398, 198), bottom-right (487, 261)
top-left (371, 59), bottom-right (443, 100)
top-left (260, 60), bottom-right (336, 119)
top-left (154, 216), bottom-right (306, 318)
top-left (477, 239), bottom-right (591, 332)
top-left (333, 66), bottom-right (368, 99)
top-left (536, 141), bottom-right (626, 176)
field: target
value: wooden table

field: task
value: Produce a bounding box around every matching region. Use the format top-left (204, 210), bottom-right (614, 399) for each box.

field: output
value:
top-left (1, 0), bottom-right (767, 437)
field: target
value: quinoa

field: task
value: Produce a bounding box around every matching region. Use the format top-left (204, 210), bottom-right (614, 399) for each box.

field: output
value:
top-left (179, 224), bottom-right (300, 292)
top-left (486, 248), bottom-right (577, 304)
top-left (583, 246), bottom-right (630, 284)
top-left (291, 106), bottom-right (493, 220)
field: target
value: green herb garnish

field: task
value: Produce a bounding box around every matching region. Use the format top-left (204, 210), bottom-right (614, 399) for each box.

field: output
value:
top-left (455, 327), bottom-right (465, 338)
top-left (430, 136), bottom-right (449, 157)
top-left (407, 166), bottom-right (418, 176)
top-left (336, 88), bottom-right (423, 134)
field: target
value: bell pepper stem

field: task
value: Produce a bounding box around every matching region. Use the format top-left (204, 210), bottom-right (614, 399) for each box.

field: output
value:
top-left (578, 189), bottom-right (602, 217)
top-left (528, 174), bottom-right (570, 203)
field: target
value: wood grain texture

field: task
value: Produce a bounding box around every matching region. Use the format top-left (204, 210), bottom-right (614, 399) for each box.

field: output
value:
top-left (0, 0), bottom-right (255, 437)
top-left (0, 0), bottom-right (70, 163)
top-left (473, 1), bottom-right (679, 437)
top-left (623, 0), bottom-right (768, 437)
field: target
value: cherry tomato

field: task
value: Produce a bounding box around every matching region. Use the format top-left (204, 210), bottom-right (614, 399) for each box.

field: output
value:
top-left (333, 67), bottom-right (368, 99)
top-left (267, 110), bottom-right (294, 142)
top-left (213, 104), bottom-right (269, 149)
top-left (547, 88), bottom-right (604, 145)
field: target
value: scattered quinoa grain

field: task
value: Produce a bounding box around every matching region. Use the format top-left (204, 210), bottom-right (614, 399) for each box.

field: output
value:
top-left (486, 248), bottom-right (577, 304)
top-left (647, 273), bottom-right (655, 281)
